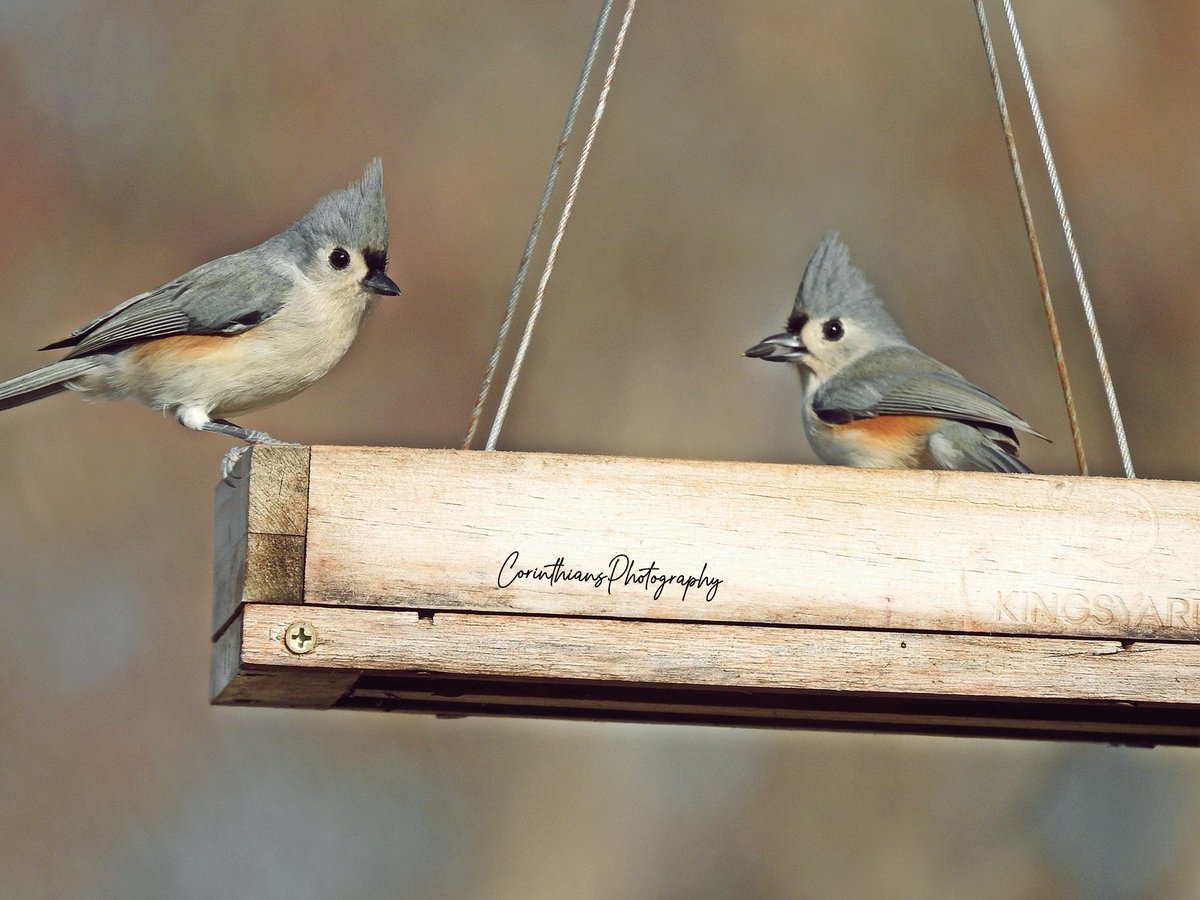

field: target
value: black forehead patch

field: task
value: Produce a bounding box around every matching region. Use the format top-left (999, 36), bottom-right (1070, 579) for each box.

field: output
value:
top-left (786, 313), bottom-right (808, 334)
top-left (363, 248), bottom-right (389, 272)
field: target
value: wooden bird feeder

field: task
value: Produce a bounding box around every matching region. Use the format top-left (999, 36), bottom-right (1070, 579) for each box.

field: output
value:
top-left (205, 1), bottom-right (1200, 746)
top-left (211, 445), bottom-right (1200, 745)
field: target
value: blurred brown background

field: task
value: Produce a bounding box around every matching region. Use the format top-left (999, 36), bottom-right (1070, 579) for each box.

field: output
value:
top-left (1, 1), bottom-right (1198, 897)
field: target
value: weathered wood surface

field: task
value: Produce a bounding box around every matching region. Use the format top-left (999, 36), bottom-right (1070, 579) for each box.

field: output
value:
top-left (226, 603), bottom-right (1200, 705)
top-left (210, 446), bottom-right (1200, 740)
top-left (298, 447), bottom-right (1200, 641)
top-left (211, 603), bottom-right (1200, 745)
top-left (211, 613), bottom-right (355, 708)
top-left (212, 445), bottom-right (310, 635)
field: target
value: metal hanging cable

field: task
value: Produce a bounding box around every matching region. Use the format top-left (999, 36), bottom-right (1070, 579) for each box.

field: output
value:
top-left (462, 0), bottom-right (616, 450)
top-left (974, 0), bottom-right (1087, 475)
top-left (999, 0), bottom-right (1136, 478)
top-left (483, 0), bottom-right (638, 451)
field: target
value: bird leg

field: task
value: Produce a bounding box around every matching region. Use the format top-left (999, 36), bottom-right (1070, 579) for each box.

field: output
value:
top-left (197, 419), bottom-right (299, 482)
top-left (202, 417), bottom-right (285, 445)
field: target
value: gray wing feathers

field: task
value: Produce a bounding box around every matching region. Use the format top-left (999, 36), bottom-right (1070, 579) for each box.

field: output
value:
top-left (927, 422), bottom-right (1032, 474)
top-left (46, 251), bottom-right (290, 359)
top-left (61, 288), bottom-right (194, 357)
top-left (0, 358), bottom-right (103, 412)
top-left (810, 377), bottom-right (885, 423)
top-left (871, 372), bottom-right (1039, 437)
top-left (42, 288), bottom-right (157, 349)
top-left (815, 347), bottom-right (1045, 438)
top-left (971, 441), bottom-right (1032, 474)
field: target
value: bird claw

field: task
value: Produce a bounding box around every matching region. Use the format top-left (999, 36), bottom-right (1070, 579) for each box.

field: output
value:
top-left (220, 437), bottom-right (304, 484)
top-left (244, 429), bottom-right (285, 445)
top-left (221, 446), bottom-right (250, 483)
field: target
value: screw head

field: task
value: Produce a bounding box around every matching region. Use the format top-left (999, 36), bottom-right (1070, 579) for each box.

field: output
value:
top-left (283, 622), bottom-right (318, 655)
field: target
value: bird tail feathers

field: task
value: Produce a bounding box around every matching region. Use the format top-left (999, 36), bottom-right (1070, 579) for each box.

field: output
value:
top-left (0, 358), bottom-right (103, 412)
top-left (962, 439), bottom-right (1032, 474)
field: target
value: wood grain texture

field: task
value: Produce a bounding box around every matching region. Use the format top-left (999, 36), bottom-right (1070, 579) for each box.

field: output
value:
top-left (211, 610), bottom-right (356, 708)
top-left (210, 603), bottom-right (1200, 744)
top-left (212, 445), bottom-right (310, 635)
top-left (234, 604), bottom-right (1200, 706)
top-left (301, 447), bottom-right (1200, 640)
top-left (245, 445), bottom-right (311, 536)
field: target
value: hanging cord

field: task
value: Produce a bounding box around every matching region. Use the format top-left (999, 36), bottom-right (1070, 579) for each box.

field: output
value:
top-left (1000, 0), bottom-right (1136, 478)
top-left (462, 0), bottom-right (616, 449)
top-left (974, 1), bottom-right (1087, 475)
top-left (483, 0), bottom-right (638, 451)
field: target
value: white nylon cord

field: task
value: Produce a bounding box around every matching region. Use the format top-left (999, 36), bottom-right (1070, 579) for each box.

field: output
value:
top-left (463, 0), bottom-right (615, 449)
top-left (975, 0), bottom-right (1087, 475)
top-left (1001, 0), bottom-right (1136, 478)
top-left (484, 0), bottom-right (638, 451)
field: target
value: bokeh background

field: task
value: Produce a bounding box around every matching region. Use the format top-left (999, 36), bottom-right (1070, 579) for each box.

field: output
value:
top-left (1, 1), bottom-right (1198, 897)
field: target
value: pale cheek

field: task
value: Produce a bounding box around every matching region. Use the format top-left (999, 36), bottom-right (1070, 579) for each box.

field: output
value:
top-left (800, 355), bottom-right (834, 381)
top-left (314, 268), bottom-right (368, 300)
top-left (799, 334), bottom-right (839, 375)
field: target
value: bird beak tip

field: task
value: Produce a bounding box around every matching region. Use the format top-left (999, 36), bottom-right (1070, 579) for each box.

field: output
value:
top-left (363, 271), bottom-right (402, 296)
top-left (745, 334), bottom-right (806, 362)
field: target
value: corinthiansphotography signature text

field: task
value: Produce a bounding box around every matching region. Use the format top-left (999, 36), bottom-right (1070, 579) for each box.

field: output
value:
top-left (497, 551), bottom-right (722, 602)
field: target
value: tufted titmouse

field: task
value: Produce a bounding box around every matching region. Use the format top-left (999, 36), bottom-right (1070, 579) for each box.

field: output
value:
top-left (746, 232), bottom-right (1046, 473)
top-left (0, 159), bottom-right (399, 471)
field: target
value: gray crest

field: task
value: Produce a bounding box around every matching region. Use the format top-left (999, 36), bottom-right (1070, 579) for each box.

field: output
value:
top-left (795, 232), bottom-right (906, 342)
top-left (291, 158), bottom-right (389, 254)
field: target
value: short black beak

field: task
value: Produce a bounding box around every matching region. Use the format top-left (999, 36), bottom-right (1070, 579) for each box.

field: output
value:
top-left (744, 331), bottom-right (806, 362)
top-left (363, 270), bottom-right (401, 296)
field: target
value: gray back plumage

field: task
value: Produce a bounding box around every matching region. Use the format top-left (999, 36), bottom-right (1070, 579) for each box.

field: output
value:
top-left (795, 232), bottom-right (907, 344)
top-left (41, 160), bottom-right (390, 360)
top-left (802, 234), bottom-right (1047, 442)
top-left (285, 158), bottom-right (389, 256)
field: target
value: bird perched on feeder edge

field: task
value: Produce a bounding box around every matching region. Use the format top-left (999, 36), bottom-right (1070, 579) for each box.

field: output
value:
top-left (0, 159), bottom-right (400, 476)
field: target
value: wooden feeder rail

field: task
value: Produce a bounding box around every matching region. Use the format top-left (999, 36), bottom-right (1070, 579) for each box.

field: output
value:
top-left (211, 446), bottom-right (1200, 746)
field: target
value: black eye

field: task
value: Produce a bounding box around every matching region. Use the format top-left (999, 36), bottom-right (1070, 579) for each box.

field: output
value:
top-left (822, 319), bottom-right (844, 341)
top-left (329, 248), bottom-right (351, 270)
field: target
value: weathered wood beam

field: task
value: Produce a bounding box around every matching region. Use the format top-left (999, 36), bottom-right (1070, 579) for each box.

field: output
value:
top-left (210, 445), bottom-right (1200, 743)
